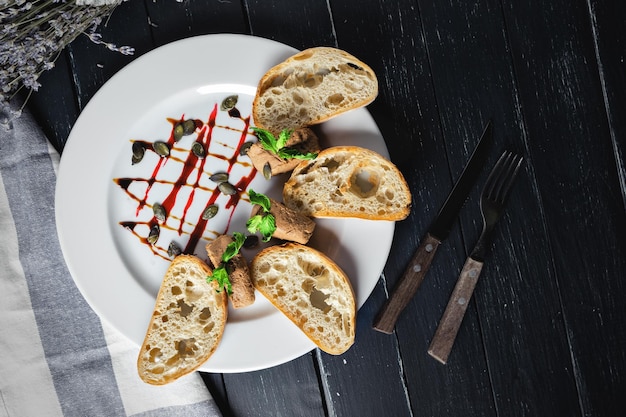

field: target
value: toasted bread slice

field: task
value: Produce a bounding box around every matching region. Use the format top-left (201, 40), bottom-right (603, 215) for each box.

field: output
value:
top-left (283, 146), bottom-right (411, 220)
top-left (137, 255), bottom-right (227, 385)
top-left (250, 243), bottom-right (356, 354)
top-left (252, 47), bottom-right (378, 134)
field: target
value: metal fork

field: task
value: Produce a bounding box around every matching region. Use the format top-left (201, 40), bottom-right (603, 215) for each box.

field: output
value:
top-left (427, 150), bottom-right (524, 364)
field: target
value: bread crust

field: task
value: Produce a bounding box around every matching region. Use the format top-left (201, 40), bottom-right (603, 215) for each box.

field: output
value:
top-left (283, 146), bottom-right (412, 220)
top-left (251, 243), bottom-right (356, 354)
top-left (137, 255), bottom-right (227, 385)
top-left (252, 47), bottom-right (378, 134)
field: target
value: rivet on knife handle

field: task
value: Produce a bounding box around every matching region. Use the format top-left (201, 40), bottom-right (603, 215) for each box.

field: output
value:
top-left (373, 233), bottom-right (441, 334)
top-left (427, 257), bottom-right (483, 364)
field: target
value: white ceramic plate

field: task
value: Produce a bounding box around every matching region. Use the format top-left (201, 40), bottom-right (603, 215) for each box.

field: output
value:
top-left (56, 34), bottom-right (394, 373)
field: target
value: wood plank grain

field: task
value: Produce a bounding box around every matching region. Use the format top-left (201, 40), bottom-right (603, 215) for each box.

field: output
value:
top-left (245, 0), bottom-right (335, 48)
top-left (501, 0), bottom-right (626, 415)
top-left (414, 0), bottom-right (583, 415)
top-left (328, 0), bottom-right (497, 415)
top-left (143, 0), bottom-right (248, 46)
top-left (221, 353), bottom-right (326, 417)
top-left (65, 1), bottom-right (152, 112)
top-left (590, 0), bottom-right (626, 206)
top-left (316, 281), bottom-right (413, 417)
top-left (26, 52), bottom-right (80, 152)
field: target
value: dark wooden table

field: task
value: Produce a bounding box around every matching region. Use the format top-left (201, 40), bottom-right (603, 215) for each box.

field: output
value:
top-left (27, 0), bottom-right (626, 416)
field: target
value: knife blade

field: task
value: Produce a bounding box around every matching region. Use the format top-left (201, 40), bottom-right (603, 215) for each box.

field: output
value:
top-left (372, 120), bottom-right (493, 334)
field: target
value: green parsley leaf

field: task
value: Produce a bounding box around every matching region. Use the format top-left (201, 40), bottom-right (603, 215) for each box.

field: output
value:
top-left (276, 128), bottom-right (291, 149)
top-left (278, 148), bottom-right (318, 160)
top-left (251, 127), bottom-right (280, 154)
top-left (248, 189), bottom-right (272, 212)
top-left (207, 266), bottom-right (232, 294)
top-left (246, 213), bottom-right (276, 242)
top-left (222, 231), bottom-right (245, 263)
top-left (250, 127), bottom-right (315, 161)
top-left (247, 189), bottom-right (277, 241)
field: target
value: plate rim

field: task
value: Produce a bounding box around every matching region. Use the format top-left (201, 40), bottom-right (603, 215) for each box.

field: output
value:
top-left (55, 33), bottom-right (394, 373)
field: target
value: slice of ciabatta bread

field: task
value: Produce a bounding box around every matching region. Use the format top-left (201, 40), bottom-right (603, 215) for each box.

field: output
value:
top-left (252, 47), bottom-right (378, 134)
top-left (250, 243), bottom-right (356, 355)
top-left (137, 255), bottom-right (227, 385)
top-left (283, 146), bottom-right (411, 220)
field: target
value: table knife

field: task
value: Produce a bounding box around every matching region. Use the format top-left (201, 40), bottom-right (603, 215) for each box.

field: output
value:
top-left (373, 121), bottom-right (493, 334)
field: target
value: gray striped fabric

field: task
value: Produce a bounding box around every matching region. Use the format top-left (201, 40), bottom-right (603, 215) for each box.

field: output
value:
top-left (0, 102), bottom-right (222, 417)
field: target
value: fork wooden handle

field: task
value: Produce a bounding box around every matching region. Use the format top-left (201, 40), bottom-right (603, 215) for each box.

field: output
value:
top-left (428, 257), bottom-right (483, 364)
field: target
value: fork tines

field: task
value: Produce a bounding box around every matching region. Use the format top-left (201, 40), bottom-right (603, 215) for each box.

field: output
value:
top-left (484, 151), bottom-right (524, 204)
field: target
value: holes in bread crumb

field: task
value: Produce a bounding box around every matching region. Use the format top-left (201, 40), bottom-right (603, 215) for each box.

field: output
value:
top-left (199, 307), bottom-right (212, 321)
top-left (310, 287), bottom-right (331, 313)
top-left (148, 347), bottom-right (162, 363)
top-left (259, 262), bottom-right (271, 274)
top-left (264, 98), bottom-right (274, 108)
top-left (271, 75), bottom-right (286, 87)
top-left (175, 338), bottom-right (198, 358)
top-left (292, 92), bottom-right (304, 105)
top-left (171, 286), bottom-right (182, 295)
top-left (176, 298), bottom-right (194, 318)
top-left (350, 168), bottom-right (380, 198)
top-left (304, 76), bottom-right (321, 88)
top-left (326, 93), bottom-right (344, 107)
top-left (320, 158), bottom-right (341, 173)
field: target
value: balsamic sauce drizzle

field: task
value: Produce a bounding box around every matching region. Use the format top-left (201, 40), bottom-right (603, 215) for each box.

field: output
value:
top-left (113, 101), bottom-right (257, 260)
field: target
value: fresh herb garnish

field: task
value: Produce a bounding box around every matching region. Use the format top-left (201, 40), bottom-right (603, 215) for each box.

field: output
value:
top-left (246, 189), bottom-right (277, 242)
top-left (251, 127), bottom-right (318, 160)
top-left (222, 231), bottom-right (246, 263)
top-left (206, 231), bottom-right (246, 294)
top-left (208, 267), bottom-right (232, 295)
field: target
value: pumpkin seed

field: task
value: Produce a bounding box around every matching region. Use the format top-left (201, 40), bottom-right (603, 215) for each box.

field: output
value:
top-left (147, 224), bottom-right (160, 244)
top-left (132, 142), bottom-right (145, 164)
top-left (243, 234), bottom-right (259, 249)
top-left (220, 95), bottom-right (238, 111)
top-left (168, 241), bottom-right (182, 258)
top-left (183, 119), bottom-right (196, 135)
top-left (191, 141), bottom-right (205, 159)
top-left (153, 202), bottom-right (166, 222)
top-left (218, 181), bottom-right (237, 195)
top-left (263, 162), bottom-right (272, 180)
top-left (228, 108), bottom-right (241, 118)
top-left (239, 141), bottom-right (253, 156)
top-left (153, 141), bottom-right (170, 157)
top-left (209, 172), bottom-right (229, 183)
top-left (201, 204), bottom-right (218, 220)
top-left (173, 123), bottom-right (185, 141)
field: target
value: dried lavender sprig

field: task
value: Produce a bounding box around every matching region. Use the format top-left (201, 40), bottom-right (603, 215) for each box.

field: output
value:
top-left (1, 0), bottom-right (133, 120)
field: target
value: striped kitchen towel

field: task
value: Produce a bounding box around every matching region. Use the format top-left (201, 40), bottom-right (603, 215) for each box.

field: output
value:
top-left (0, 101), bottom-right (222, 417)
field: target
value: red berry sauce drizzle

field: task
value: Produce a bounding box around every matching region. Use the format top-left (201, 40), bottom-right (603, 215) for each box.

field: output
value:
top-left (114, 100), bottom-right (257, 261)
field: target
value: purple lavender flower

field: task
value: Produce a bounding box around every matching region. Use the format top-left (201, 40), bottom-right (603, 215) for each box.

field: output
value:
top-left (0, 0), bottom-right (133, 117)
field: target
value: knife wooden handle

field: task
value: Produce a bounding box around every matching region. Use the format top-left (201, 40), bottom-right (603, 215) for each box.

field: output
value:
top-left (428, 257), bottom-right (483, 364)
top-left (373, 233), bottom-right (441, 334)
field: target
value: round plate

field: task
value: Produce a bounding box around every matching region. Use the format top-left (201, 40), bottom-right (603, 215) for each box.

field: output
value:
top-left (55, 34), bottom-right (394, 373)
